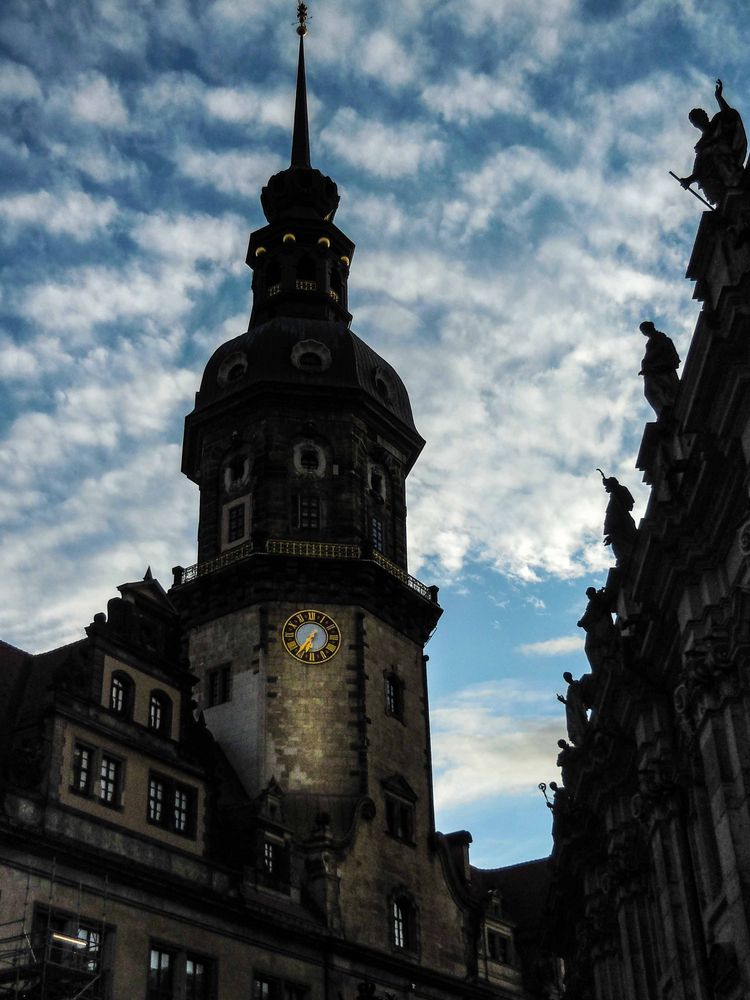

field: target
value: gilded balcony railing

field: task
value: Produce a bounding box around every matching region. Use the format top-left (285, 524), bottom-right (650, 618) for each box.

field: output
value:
top-left (372, 550), bottom-right (432, 600)
top-left (174, 540), bottom-right (437, 603)
top-left (177, 541), bottom-right (254, 584)
top-left (265, 539), bottom-right (360, 559)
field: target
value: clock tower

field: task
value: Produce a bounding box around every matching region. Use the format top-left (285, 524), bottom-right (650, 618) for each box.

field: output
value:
top-left (168, 13), bottom-right (538, 987)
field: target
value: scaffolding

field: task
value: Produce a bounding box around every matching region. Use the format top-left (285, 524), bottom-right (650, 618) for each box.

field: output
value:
top-left (0, 866), bottom-right (108, 1000)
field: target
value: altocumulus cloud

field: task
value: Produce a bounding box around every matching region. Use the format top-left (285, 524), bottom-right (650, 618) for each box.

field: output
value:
top-left (1, 0), bottom-right (748, 658)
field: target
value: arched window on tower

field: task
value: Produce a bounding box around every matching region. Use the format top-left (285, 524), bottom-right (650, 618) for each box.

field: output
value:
top-left (329, 266), bottom-right (342, 305)
top-left (296, 255), bottom-right (316, 291)
top-left (296, 254), bottom-right (318, 292)
top-left (266, 260), bottom-right (281, 297)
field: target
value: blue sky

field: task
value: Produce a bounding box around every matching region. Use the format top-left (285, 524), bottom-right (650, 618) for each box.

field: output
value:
top-left (1, 0), bottom-right (748, 866)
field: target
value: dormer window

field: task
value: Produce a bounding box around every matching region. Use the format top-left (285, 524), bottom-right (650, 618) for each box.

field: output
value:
top-left (109, 672), bottom-right (134, 718)
top-left (299, 352), bottom-right (322, 370)
top-left (300, 448), bottom-right (319, 471)
top-left (149, 691), bottom-right (172, 736)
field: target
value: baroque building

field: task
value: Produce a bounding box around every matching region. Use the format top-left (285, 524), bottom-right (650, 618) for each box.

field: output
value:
top-left (547, 109), bottom-right (750, 997)
top-left (0, 17), bottom-right (556, 1000)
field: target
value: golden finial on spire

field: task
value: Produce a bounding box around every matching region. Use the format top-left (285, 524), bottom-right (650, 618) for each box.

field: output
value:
top-left (296, 2), bottom-right (308, 36)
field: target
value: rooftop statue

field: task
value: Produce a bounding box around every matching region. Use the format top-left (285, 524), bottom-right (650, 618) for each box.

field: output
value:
top-left (578, 585), bottom-right (618, 671)
top-left (598, 471), bottom-right (637, 561)
top-left (639, 321), bottom-right (680, 416)
top-left (556, 671), bottom-right (595, 746)
top-left (678, 79), bottom-right (747, 205)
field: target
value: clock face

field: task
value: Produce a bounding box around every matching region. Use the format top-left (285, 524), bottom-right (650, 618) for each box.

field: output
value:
top-left (282, 609), bottom-right (342, 663)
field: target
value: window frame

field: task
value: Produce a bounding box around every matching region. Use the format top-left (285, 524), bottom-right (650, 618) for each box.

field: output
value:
top-left (148, 943), bottom-right (216, 1000)
top-left (148, 690), bottom-right (172, 736)
top-left (292, 493), bottom-right (321, 530)
top-left (147, 771), bottom-right (197, 838)
top-left (71, 742), bottom-right (94, 795)
top-left (390, 893), bottom-right (418, 953)
top-left (206, 664), bottom-right (232, 708)
top-left (371, 515), bottom-right (384, 552)
top-left (98, 753), bottom-right (123, 809)
top-left (384, 671), bottom-right (404, 721)
top-left (109, 671), bottom-right (134, 719)
top-left (385, 794), bottom-right (415, 844)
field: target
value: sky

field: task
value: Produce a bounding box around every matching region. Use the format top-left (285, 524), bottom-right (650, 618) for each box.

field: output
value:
top-left (1, 0), bottom-right (748, 867)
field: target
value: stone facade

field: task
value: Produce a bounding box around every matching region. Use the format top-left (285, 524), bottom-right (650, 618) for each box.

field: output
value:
top-left (548, 183), bottom-right (750, 1000)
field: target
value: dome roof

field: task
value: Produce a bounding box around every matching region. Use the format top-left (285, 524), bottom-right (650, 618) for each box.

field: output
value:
top-left (194, 317), bottom-right (419, 436)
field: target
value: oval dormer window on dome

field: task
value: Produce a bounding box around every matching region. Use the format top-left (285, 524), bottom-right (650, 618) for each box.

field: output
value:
top-left (217, 352), bottom-right (248, 387)
top-left (291, 339), bottom-right (332, 373)
top-left (293, 441), bottom-right (325, 477)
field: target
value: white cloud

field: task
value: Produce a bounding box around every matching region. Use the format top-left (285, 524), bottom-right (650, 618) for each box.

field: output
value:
top-left (0, 60), bottom-right (42, 101)
top-left (432, 681), bottom-right (566, 806)
top-left (320, 108), bottom-right (444, 178)
top-left (0, 190), bottom-right (117, 240)
top-left (70, 73), bottom-right (129, 128)
top-left (176, 148), bottom-right (278, 198)
top-left (518, 635), bottom-right (581, 656)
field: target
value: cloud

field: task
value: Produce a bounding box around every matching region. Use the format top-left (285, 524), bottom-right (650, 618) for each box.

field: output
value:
top-left (0, 60), bottom-right (42, 101)
top-left (69, 73), bottom-right (129, 129)
top-left (175, 148), bottom-right (278, 198)
top-left (432, 681), bottom-right (566, 806)
top-left (320, 109), bottom-right (444, 179)
top-left (0, 190), bottom-right (118, 240)
top-left (517, 636), bottom-right (581, 656)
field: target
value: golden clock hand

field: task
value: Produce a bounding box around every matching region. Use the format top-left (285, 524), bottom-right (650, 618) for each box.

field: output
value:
top-left (299, 630), bottom-right (316, 654)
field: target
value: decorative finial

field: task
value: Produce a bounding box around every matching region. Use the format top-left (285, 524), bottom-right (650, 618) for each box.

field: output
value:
top-left (296, 2), bottom-right (308, 36)
top-left (291, 3), bottom-right (311, 168)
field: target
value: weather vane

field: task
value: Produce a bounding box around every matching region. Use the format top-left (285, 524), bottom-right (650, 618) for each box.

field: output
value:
top-left (296, 2), bottom-right (309, 36)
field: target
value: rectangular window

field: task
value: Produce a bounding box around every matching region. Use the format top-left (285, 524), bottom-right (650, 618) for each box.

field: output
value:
top-left (173, 786), bottom-right (190, 834)
top-left (385, 673), bottom-right (404, 720)
top-left (254, 977), bottom-right (277, 1000)
top-left (147, 773), bottom-right (196, 837)
top-left (227, 504), bottom-right (245, 542)
top-left (294, 494), bottom-right (320, 529)
top-left (99, 755), bottom-right (121, 807)
top-left (72, 743), bottom-right (92, 794)
top-left (254, 975), bottom-right (303, 1000)
top-left (487, 930), bottom-right (509, 963)
top-left (371, 516), bottom-right (384, 552)
top-left (385, 796), bottom-right (414, 842)
top-left (148, 776), bottom-right (165, 824)
top-left (207, 664), bottom-right (232, 707)
top-left (185, 955), bottom-right (211, 1000)
top-left (263, 840), bottom-right (277, 874)
top-left (148, 947), bottom-right (174, 1000)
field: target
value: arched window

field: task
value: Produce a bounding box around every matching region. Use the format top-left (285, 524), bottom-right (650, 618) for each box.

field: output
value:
top-left (266, 260), bottom-right (281, 296)
top-left (109, 672), bottom-right (134, 718)
top-left (391, 892), bottom-right (418, 952)
top-left (329, 266), bottom-right (343, 304)
top-left (296, 255), bottom-right (316, 289)
top-left (149, 691), bottom-right (172, 736)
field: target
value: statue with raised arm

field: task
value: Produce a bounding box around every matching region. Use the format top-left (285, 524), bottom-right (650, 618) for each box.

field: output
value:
top-left (639, 321), bottom-right (680, 416)
top-left (556, 671), bottom-right (595, 746)
top-left (679, 79), bottom-right (747, 205)
top-left (599, 472), bottom-right (637, 561)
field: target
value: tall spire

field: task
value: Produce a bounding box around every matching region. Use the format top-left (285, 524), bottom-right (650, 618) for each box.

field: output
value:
top-left (291, 3), bottom-right (311, 168)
